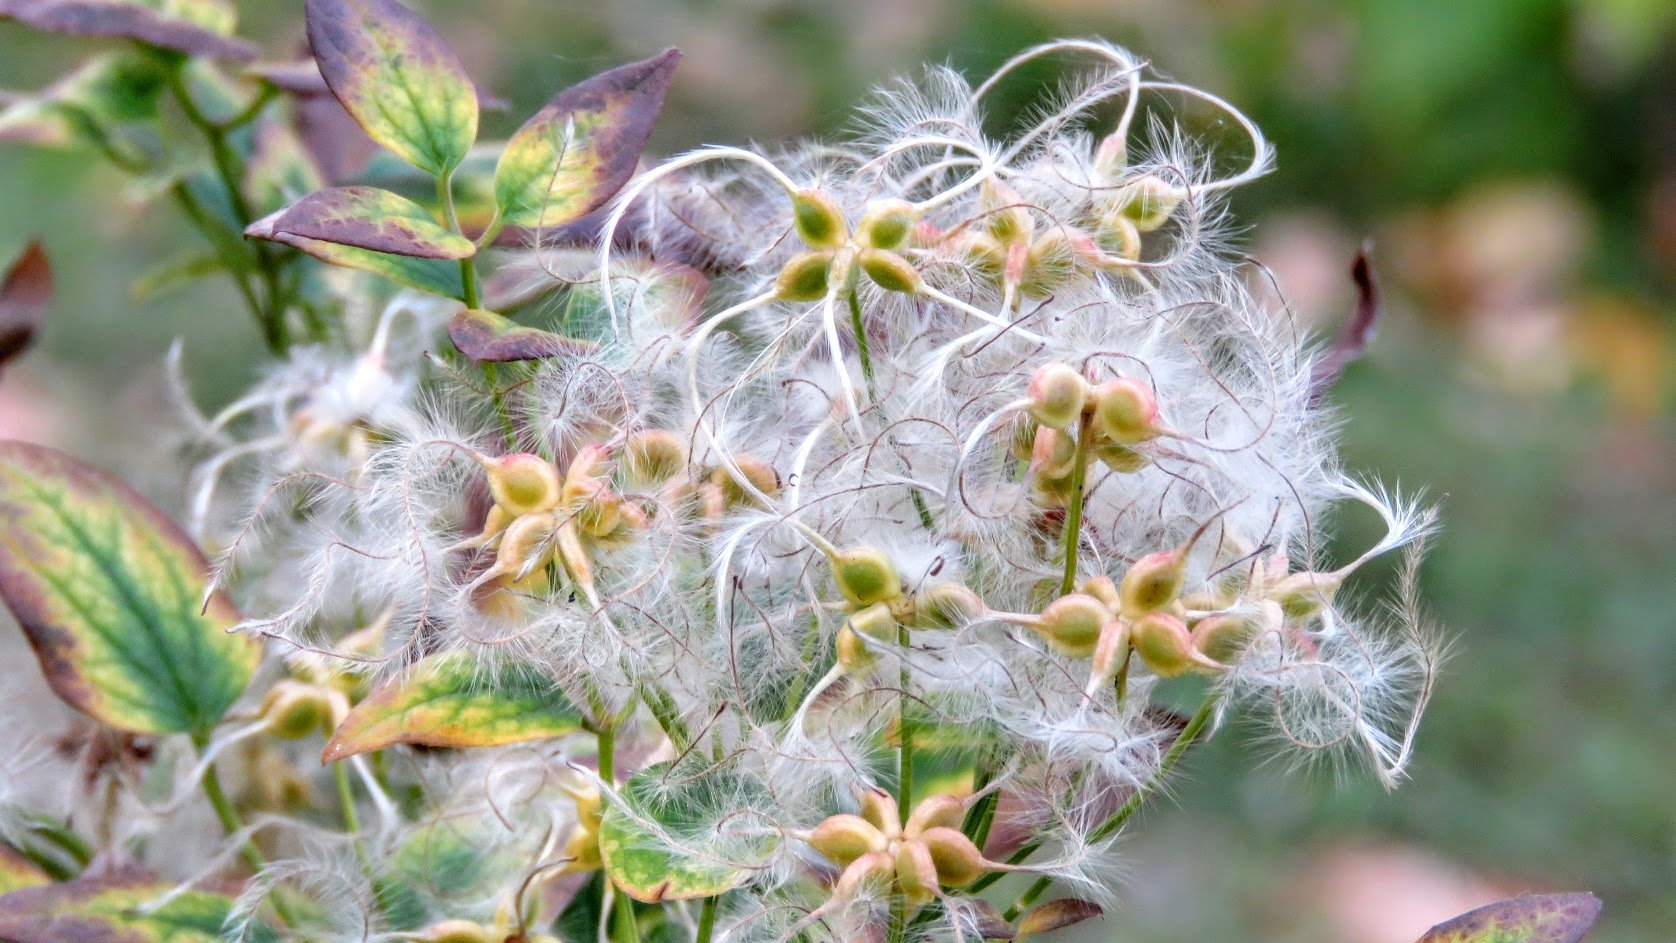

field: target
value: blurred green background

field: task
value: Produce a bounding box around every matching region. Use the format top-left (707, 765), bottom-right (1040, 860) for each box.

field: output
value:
top-left (2, 1), bottom-right (1672, 940)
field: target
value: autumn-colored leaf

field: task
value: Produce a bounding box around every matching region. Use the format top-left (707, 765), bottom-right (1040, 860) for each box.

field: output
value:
top-left (251, 187), bottom-right (474, 259)
top-left (1417, 894), bottom-right (1603, 943)
top-left (599, 761), bottom-right (768, 903)
top-left (0, 0), bottom-right (256, 61)
top-left (0, 869), bottom-right (277, 943)
top-left (246, 211), bottom-right (464, 298)
top-left (1017, 899), bottom-right (1103, 939)
top-left (493, 48), bottom-right (679, 230)
top-left (1310, 248), bottom-right (1381, 403)
top-left (0, 845), bottom-right (50, 895)
top-left (0, 442), bottom-right (257, 736)
top-left (447, 308), bottom-right (596, 363)
top-left (305, 0), bottom-right (478, 177)
top-left (322, 650), bottom-right (584, 762)
top-left (0, 242), bottom-right (51, 368)
top-left (965, 900), bottom-right (1016, 940)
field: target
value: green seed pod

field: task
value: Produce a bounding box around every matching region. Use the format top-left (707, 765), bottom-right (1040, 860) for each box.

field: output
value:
top-left (1133, 611), bottom-right (1223, 677)
top-left (954, 231), bottom-right (1008, 281)
top-left (910, 582), bottom-right (984, 628)
top-left (847, 602), bottom-right (898, 642)
top-left (1031, 466), bottom-right (1077, 509)
top-left (1035, 593), bottom-right (1113, 658)
top-left (1190, 604), bottom-right (1275, 665)
top-left (859, 788), bottom-right (901, 835)
top-left (622, 429), bottom-right (685, 485)
top-left (1120, 176), bottom-right (1182, 232)
top-left (981, 178), bottom-right (1034, 245)
top-left (1092, 378), bottom-right (1162, 445)
top-left (424, 920), bottom-right (496, 943)
top-left (857, 198), bottom-right (917, 250)
top-left (1118, 548), bottom-right (1186, 618)
top-left (1267, 570), bottom-right (1342, 619)
top-left (1031, 426), bottom-right (1078, 480)
top-left (776, 249), bottom-right (837, 302)
top-left (1088, 618), bottom-right (1131, 690)
top-left (712, 456), bottom-right (781, 505)
top-left (792, 189), bottom-right (848, 248)
top-left (894, 838), bottom-right (939, 908)
top-left (835, 624), bottom-right (877, 671)
top-left (1020, 227), bottom-right (1082, 297)
top-left (832, 547), bottom-right (903, 608)
top-left (859, 248), bottom-right (923, 294)
top-left (806, 813), bottom-right (888, 868)
top-left (1082, 575), bottom-right (1122, 612)
top-left (904, 793), bottom-right (967, 836)
top-left (1026, 362), bottom-right (1089, 430)
top-left (834, 850), bottom-right (896, 900)
top-left (480, 453), bottom-right (562, 517)
top-left (261, 680), bottom-right (347, 740)
top-left (917, 826), bottom-right (987, 887)
top-left (1010, 415), bottom-right (1040, 462)
top-left (1093, 439), bottom-right (1151, 473)
top-left (1094, 210), bottom-right (1142, 263)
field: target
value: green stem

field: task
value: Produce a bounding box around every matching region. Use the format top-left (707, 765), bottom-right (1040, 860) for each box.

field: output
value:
top-left (1059, 412), bottom-right (1095, 596)
top-left (642, 682), bottom-right (691, 752)
top-left (896, 623), bottom-right (913, 822)
top-left (333, 761), bottom-right (360, 834)
top-left (996, 692), bottom-right (1222, 918)
top-left (611, 887), bottom-right (640, 943)
top-left (193, 737), bottom-right (297, 927)
top-left (847, 290), bottom-right (875, 387)
top-left (887, 894), bottom-right (907, 943)
top-left (436, 173), bottom-right (482, 308)
top-left (695, 895), bottom-right (718, 943)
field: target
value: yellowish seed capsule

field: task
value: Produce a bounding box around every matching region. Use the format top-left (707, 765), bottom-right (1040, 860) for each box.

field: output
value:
top-left (847, 602), bottom-right (898, 642)
top-left (857, 198), bottom-right (918, 250)
top-left (494, 511), bottom-right (559, 580)
top-left (1031, 466), bottom-right (1077, 509)
top-left (423, 920), bottom-right (495, 943)
top-left (835, 624), bottom-right (877, 671)
top-left (776, 249), bottom-right (836, 302)
top-left (1095, 211), bottom-right (1142, 262)
top-left (1132, 611), bottom-right (1221, 677)
top-left (578, 492), bottom-right (622, 539)
top-left (713, 456), bottom-right (781, 505)
top-left (981, 178), bottom-right (1034, 245)
top-left (1010, 415), bottom-right (1040, 462)
top-left (1190, 606), bottom-right (1268, 665)
top-left (1082, 575), bottom-right (1122, 612)
top-left (1267, 570), bottom-right (1342, 619)
top-left (910, 582), bottom-right (984, 629)
top-left (1025, 362), bottom-right (1089, 431)
top-left (806, 813), bottom-right (888, 868)
top-left (1118, 548), bottom-right (1186, 618)
top-left (792, 189), bottom-right (848, 248)
top-left (1092, 378), bottom-right (1162, 445)
top-left (859, 248), bottom-right (923, 294)
top-left (1035, 593), bottom-right (1113, 658)
top-left (1020, 228), bottom-right (1082, 298)
top-left (834, 850), bottom-right (896, 899)
top-left (1031, 426), bottom-right (1078, 480)
top-left (622, 429), bottom-right (685, 485)
top-left (832, 547), bottom-right (903, 608)
top-left (859, 789), bottom-right (900, 836)
top-left (1120, 176), bottom-right (1182, 232)
top-left (261, 680), bottom-right (347, 739)
top-left (480, 453), bottom-right (562, 517)
top-left (894, 839), bottom-right (939, 908)
top-left (917, 826), bottom-right (987, 887)
top-left (1088, 618), bottom-right (1132, 691)
top-left (1093, 440), bottom-right (1152, 473)
top-left (954, 231), bottom-right (1007, 281)
top-left (904, 794), bottom-right (966, 836)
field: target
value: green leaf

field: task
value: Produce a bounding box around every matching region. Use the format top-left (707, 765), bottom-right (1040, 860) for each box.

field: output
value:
top-left (0, 441), bottom-right (257, 736)
top-left (0, 0), bottom-right (256, 60)
top-left (599, 761), bottom-right (768, 903)
top-left (0, 242), bottom-right (51, 369)
top-left (379, 818), bottom-right (500, 930)
top-left (129, 250), bottom-right (223, 302)
top-left (1016, 899), bottom-right (1102, 939)
top-left (305, 0), bottom-right (478, 177)
top-left (0, 870), bottom-right (278, 943)
top-left (550, 872), bottom-right (604, 943)
top-left (251, 187), bottom-right (475, 260)
top-left (0, 846), bottom-right (50, 895)
top-left (447, 308), bottom-right (596, 363)
top-left (246, 212), bottom-right (464, 298)
top-left (493, 48), bottom-right (679, 229)
top-left (1416, 894), bottom-right (1603, 943)
top-left (0, 52), bottom-right (169, 150)
top-left (322, 650), bottom-right (584, 761)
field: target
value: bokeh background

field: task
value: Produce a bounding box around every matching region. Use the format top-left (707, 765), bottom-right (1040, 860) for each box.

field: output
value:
top-left (2, 1), bottom-right (1673, 940)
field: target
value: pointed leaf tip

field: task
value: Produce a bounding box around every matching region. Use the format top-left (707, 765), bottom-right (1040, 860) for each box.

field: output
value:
top-left (1017, 899), bottom-right (1103, 939)
top-left (1417, 893), bottom-right (1603, 943)
top-left (0, 241), bottom-right (51, 368)
top-left (255, 187), bottom-right (475, 259)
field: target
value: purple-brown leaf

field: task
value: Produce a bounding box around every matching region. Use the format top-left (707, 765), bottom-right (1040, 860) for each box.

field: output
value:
top-left (448, 308), bottom-right (595, 363)
top-left (0, 241), bottom-right (51, 369)
top-left (0, 0), bottom-right (257, 61)
top-left (1016, 899), bottom-right (1104, 939)
top-left (1309, 247), bottom-right (1381, 403)
top-left (1417, 893), bottom-right (1603, 943)
top-left (250, 186), bottom-right (474, 260)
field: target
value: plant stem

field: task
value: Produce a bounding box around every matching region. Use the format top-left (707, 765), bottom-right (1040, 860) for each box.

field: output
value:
top-left (333, 761), bottom-right (360, 834)
top-left (611, 888), bottom-right (641, 943)
top-left (436, 173), bottom-right (482, 309)
top-left (847, 290), bottom-right (875, 387)
top-left (996, 692), bottom-right (1222, 918)
top-left (192, 736), bottom-right (297, 927)
top-left (896, 622), bottom-right (913, 822)
top-left (886, 893), bottom-right (907, 943)
top-left (1059, 412), bottom-right (1095, 596)
top-left (695, 895), bottom-right (718, 943)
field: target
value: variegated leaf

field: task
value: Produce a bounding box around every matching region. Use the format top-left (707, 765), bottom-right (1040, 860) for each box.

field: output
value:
top-left (0, 0), bottom-right (256, 60)
top-left (251, 187), bottom-right (474, 259)
top-left (599, 761), bottom-right (767, 903)
top-left (322, 650), bottom-right (584, 761)
top-left (0, 442), bottom-right (256, 736)
top-left (1017, 899), bottom-right (1103, 939)
top-left (305, 0), bottom-right (478, 177)
top-left (1417, 894), bottom-right (1603, 943)
top-left (447, 308), bottom-right (595, 363)
top-left (493, 49), bottom-right (679, 229)
top-left (0, 242), bottom-right (51, 368)
top-left (246, 211), bottom-right (464, 298)
top-left (0, 869), bottom-right (277, 943)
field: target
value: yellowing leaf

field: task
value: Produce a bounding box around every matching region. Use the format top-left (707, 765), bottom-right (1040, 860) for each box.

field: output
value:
top-left (305, 0), bottom-right (478, 177)
top-left (322, 650), bottom-right (584, 761)
top-left (252, 187), bottom-right (474, 260)
top-left (493, 49), bottom-right (679, 229)
top-left (1417, 894), bottom-right (1603, 943)
top-left (0, 869), bottom-right (278, 943)
top-left (0, 442), bottom-right (257, 736)
top-left (0, 0), bottom-right (256, 60)
top-left (447, 308), bottom-right (595, 363)
top-left (246, 211), bottom-right (464, 298)
top-left (599, 761), bottom-right (767, 903)
top-left (1017, 899), bottom-right (1102, 939)
top-left (0, 846), bottom-right (50, 895)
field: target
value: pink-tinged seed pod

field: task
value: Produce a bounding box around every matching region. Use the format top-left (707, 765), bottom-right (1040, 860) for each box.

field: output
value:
top-left (917, 826), bottom-right (987, 887)
top-left (1132, 611), bottom-right (1221, 677)
top-left (1094, 210), bottom-right (1142, 263)
top-left (859, 248), bottom-right (923, 294)
top-left (261, 680), bottom-right (348, 740)
top-left (423, 920), bottom-right (495, 943)
top-left (805, 813), bottom-right (889, 868)
top-left (834, 851), bottom-right (896, 900)
top-left (894, 839), bottom-right (940, 908)
top-left (905, 793), bottom-right (967, 836)
top-left (1020, 227), bottom-right (1082, 297)
top-left (835, 624), bottom-right (877, 671)
top-left (562, 445), bottom-right (614, 507)
top-left (480, 452), bottom-right (562, 517)
top-left (1026, 362), bottom-right (1089, 430)
top-left (622, 429), bottom-right (685, 485)
top-left (791, 188), bottom-right (849, 248)
top-left (911, 582), bottom-right (984, 628)
top-left (1092, 378), bottom-right (1162, 445)
top-left (859, 789), bottom-right (901, 835)
top-left (981, 178), bottom-right (1034, 245)
top-left (578, 492), bottom-right (622, 538)
top-left (1119, 548), bottom-right (1187, 618)
top-left (1031, 426), bottom-right (1079, 480)
top-left (1082, 575), bottom-right (1122, 611)
top-left (776, 249), bottom-right (837, 302)
top-left (1088, 618), bottom-right (1132, 691)
top-left (1120, 175), bottom-right (1183, 232)
top-left (1035, 593), bottom-right (1113, 658)
top-left (713, 456), bottom-right (781, 505)
top-left (1093, 440), bottom-right (1152, 474)
top-left (857, 198), bottom-right (917, 250)
top-left (1267, 570), bottom-right (1342, 619)
top-left (494, 511), bottom-right (560, 578)
top-left (1093, 131), bottom-right (1127, 181)
top-left (832, 547), bottom-right (903, 608)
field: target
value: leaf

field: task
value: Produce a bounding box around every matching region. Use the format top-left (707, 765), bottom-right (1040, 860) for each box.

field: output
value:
top-left (305, 0), bottom-right (478, 177)
top-left (0, 869), bottom-right (278, 943)
top-left (0, 53), bottom-right (169, 149)
top-left (246, 211), bottom-right (464, 298)
top-left (322, 650), bottom-right (584, 761)
top-left (0, 0), bottom-right (257, 60)
top-left (246, 120), bottom-right (328, 217)
top-left (1309, 248), bottom-right (1381, 403)
top-left (1416, 894), bottom-right (1603, 943)
top-left (378, 818), bottom-right (500, 930)
top-left (0, 242), bottom-right (51, 369)
top-left (0, 846), bottom-right (50, 895)
top-left (493, 48), bottom-right (679, 229)
top-left (129, 250), bottom-right (223, 302)
top-left (252, 187), bottom-right (474, 260)
top-left (0, 442), bottom-right (257, 736)
top-left (447, 308), bottom-right (596, 363)
top-left (1016, 899), bottom-right (1103, 939)
top-left (550, 871), bottom-right (604, 943)
top-left (599, 761), bottom-right (767, 903)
